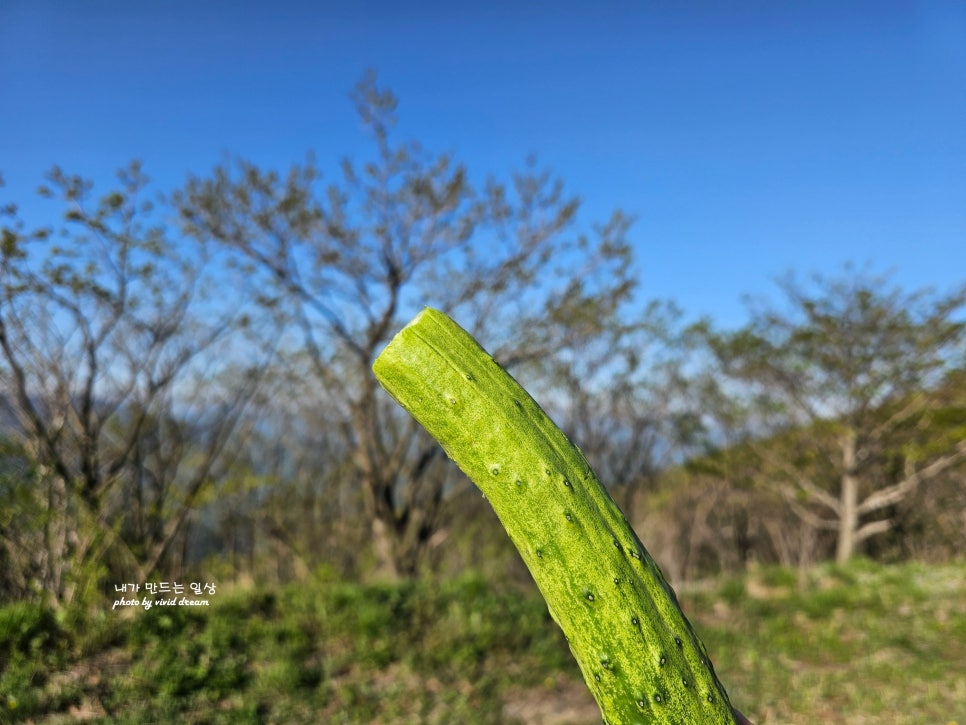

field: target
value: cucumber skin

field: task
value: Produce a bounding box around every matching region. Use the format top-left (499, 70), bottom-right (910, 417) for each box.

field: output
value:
top-left (373, 308), bottom-right (737, 725)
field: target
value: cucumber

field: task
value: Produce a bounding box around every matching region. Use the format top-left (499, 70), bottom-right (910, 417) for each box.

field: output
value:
top-left (373, 308), bottom-right (739, 725)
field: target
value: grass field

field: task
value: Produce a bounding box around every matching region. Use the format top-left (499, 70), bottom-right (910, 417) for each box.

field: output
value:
top-left (1, 558), bottom-right (964, 723)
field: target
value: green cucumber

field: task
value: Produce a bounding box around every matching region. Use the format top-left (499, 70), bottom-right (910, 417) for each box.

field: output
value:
top-left (372, 308), bottom-right (738, 725)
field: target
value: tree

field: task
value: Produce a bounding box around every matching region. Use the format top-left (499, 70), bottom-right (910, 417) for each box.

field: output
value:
top-left (703, 268), bottom-right (966, 563)
top-left (173, 72), bottom-right (638, 578)
top-left (0, 434), bottom-right (45, 602)
top-left (549, 300), bottom-right (706, 519)
top-left (0, 164), bottom-right (271, 606)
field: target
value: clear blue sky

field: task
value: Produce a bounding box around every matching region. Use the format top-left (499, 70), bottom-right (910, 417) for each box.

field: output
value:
top-left (2, 1), bottom-right (964, 327)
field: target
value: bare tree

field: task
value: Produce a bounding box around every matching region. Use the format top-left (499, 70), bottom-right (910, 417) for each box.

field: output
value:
top-left (549, 300), bottom-right (705, 521)
top-left (173, 73), bottom-right (638, 578)
top-left (701, 268), bottom-right (966, 563)
top-left (0, 164), bottom-right (271, 606)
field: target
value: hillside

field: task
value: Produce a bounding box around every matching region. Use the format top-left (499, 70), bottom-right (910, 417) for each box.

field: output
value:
top-left (1, 559), bottom-right (964, 724)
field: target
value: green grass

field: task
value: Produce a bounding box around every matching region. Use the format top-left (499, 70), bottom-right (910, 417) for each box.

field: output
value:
top-left (2, 560), bottom-right (965, 723)
top-left (682, 559), bottom-right (966, 724)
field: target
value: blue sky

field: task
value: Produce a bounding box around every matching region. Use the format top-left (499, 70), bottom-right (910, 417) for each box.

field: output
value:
top-left (2, 1), bottom-right (964, 327)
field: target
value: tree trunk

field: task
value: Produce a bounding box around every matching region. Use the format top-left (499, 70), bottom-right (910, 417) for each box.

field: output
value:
top-left (836, 429), bottom-right (859, 564)
top-left (369, 516), bottom-right (400, 581)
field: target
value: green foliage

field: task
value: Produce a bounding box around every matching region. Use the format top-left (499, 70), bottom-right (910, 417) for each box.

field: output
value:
top-left (0, 572), bottom-right (574, 722)
top-left (0, 603), bottom-right (74, 721)
top-left (685, 559), bottom-right (966, 724)
top-left (0, 602), bottom-right (71, 667)
top-left (1, 562), bottom-right (965, 723)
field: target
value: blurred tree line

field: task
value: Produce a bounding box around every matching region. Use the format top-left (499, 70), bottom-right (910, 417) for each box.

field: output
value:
top-left (2, 74), bottom-right (965, 609)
